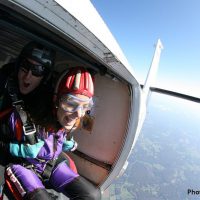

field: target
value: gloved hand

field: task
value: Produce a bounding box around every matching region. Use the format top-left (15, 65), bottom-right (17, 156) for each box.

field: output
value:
top-left (62, 137), bottom-right (78, 152)
top-left (9, 139), bottom-right (44, 158)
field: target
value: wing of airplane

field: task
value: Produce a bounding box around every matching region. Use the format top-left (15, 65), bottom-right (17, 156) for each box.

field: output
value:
top-left (0, 1), bottom-right (198, 199)
top-left (149, 87), bottom-right (200, 103)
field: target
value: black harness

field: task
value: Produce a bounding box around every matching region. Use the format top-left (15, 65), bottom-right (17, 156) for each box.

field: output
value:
top-left (5, 75), bottom-right (62, 181)
top-left (6, 76), bottom-right (38, 145)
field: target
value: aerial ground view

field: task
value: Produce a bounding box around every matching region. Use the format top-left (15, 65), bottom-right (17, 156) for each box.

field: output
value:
top-left (102, 93), bottom-right (200, 200)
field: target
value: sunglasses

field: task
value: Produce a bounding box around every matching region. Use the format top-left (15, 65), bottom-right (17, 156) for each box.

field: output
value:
top-left (20, 59), bottom-right (46, 77)
top-left (59, 94), bottom-right (93, 113)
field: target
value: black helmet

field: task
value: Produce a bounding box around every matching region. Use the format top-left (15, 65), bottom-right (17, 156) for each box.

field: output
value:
top-left (19, 41), bottom-right (56, 72)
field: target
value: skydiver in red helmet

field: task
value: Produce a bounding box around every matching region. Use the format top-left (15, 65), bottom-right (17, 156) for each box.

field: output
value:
top-left (4, 67), bottom-right (101, 199)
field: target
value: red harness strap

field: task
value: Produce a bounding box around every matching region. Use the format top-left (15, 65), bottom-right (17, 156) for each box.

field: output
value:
top-left (0, 107), bottom-right (12, 120)
top-left (14, 118), bottom-right (23, 142)
top-left (0, 107), bottom-right (23, 142)
top-left (5, 177), bottom-right (22, 200)
top-left (65, 154), bottom-right (78, 174)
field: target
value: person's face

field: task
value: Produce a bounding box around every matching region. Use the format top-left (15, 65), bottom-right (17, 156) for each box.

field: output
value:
top-left (18, 59), bottom-right (44, 94)
top-left (57, 94), bottom-right (93, 132)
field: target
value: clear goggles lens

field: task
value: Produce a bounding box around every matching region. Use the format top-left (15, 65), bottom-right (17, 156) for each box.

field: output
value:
top-left (20, 59), bottom-right (46, 77)
top-left (59, 94), bottom-right (93, 113)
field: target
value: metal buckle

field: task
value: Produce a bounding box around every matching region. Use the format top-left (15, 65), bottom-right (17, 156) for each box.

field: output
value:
top-left (12, 100), bottom-right (24, 107)
top-left (23, 123), bottom-right (36, 135)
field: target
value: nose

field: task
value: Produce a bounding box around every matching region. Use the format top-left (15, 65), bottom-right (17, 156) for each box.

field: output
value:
top-left (72, 107), bottom-right (84, 118)
top-left (24, 70), bottom-right (32, 80)
top-left (76, 107), bottom-right (84, 118)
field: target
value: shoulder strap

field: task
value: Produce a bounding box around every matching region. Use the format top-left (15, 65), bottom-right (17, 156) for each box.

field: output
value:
top-left (0, 107), bottom-right (13, 120)
top-left (6, 77), bottom-right (38, 145)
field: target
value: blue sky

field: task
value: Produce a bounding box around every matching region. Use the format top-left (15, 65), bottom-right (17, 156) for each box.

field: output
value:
top-left (91, 0), bottom-right (200, 98)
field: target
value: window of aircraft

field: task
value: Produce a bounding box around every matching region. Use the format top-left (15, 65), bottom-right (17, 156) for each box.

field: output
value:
top-left (102, 92), bottom-right (200, 200)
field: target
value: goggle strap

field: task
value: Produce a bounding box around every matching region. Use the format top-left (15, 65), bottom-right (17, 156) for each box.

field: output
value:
top-left (65, 94), bottom-right (92, 103)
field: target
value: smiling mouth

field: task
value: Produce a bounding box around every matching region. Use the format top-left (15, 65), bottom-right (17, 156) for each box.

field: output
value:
top-left (65, 116), bottom-right (77, 125)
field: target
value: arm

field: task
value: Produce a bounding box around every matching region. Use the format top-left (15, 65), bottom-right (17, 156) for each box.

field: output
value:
top-left (0, 124), bottom-right (44, 159)
top-left (9, 140), bottom-right (44, 158)
top-left (62, 136), bottom-right (78, 152)
top-left (6, 108), bottom-right (44, 158)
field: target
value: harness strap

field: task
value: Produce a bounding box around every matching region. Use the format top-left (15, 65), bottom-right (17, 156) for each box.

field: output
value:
top-left (5, 178), bottom-right (22, 200)
top-left (42, 159), bottom-right (57, 181)
top-left (6, 77), bottom-right (37, 144)
top-left (5, 167), bottom-right (26, 200)
top-left (0, 107), bottom-right (12, 120)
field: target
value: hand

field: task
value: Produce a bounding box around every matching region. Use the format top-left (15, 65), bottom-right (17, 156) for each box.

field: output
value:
top-left (62, 137), bottom-right (78, 152)
top-left (10, 140), bottom-right (44, 158)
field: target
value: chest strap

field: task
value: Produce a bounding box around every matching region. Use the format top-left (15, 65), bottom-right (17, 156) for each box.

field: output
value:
top-left (6, 76), bottom-right (37, 145)
top-left (42, 159), bottom-right (57, 181)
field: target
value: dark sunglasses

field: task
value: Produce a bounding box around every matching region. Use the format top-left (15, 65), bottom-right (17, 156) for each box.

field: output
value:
top-left (20, 59), bottom-right (46, 77)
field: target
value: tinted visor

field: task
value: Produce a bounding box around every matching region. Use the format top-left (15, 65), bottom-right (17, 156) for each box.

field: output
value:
top-left (20, 59), bottom-right (47, 77)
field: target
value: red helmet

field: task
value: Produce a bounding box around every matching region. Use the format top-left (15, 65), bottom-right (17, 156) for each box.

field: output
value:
top-left (55, 67), bottom-right (94, 101)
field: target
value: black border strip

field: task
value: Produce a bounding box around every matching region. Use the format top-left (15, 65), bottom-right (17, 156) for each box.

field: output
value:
top-left (73, 150), bottom-right (112, 171)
